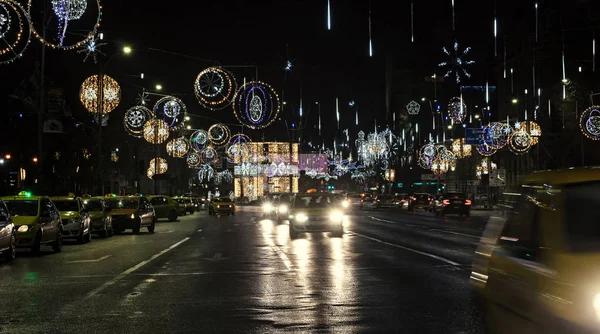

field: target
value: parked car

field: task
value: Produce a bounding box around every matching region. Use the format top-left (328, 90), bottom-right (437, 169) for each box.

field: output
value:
top-left (105, 196), bottom-right (156, 234)
top-left (0, 199), bottom-right (16, 262)
top-left (50, 196), bottom-right (92, 244)
top-left (83, 197), bottom-right (113, 238)
top-left (148, 195), bottom-right (180, 221)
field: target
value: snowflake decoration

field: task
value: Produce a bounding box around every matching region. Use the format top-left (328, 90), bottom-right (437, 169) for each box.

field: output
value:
top-left (406, 100), bottom-right (421, 115)
top-left (438, 40), bottom-right (475, 84)
top-left (514, 121), bottom-right (521, 130)
top-left (0, 13), bottom-right (8, 38)
top-left (136, 93), bottom-right (149, 106)
top-left (77, 35), bottom-right (107, 63)
top-left (284, 60), bottom-right (293, 71)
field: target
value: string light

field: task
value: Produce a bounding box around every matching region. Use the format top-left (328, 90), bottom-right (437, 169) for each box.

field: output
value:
top-left (207, 123), bottom-right (230, 146)
top-left (51, 0), bottom-right (87, 45)
top-left (580, 106), bottom-right (600, 140)
top-left (327, 0), bottom-right (331, 30)
top-left (124, 105), bottom-right (152, 138)
top-left (194, 66), bottom-right (237, 111)
top-left (186, 152), bottom-right (201, 168)
top-left (406, 100), bottom-right (420, 115)
top-left (166, 137), bottom-right (190, 158)
top-left (149, 157), bottom-right (168, 175)
top-left (79, 74), bottom-right (120, 114)
top-left (27, 0), bottom-right (101, 50)
top-left (451, 138), bottom-right (472, 158)
top-left (153, 96), bottom-right (187, 130)
top-left (508, 130), bottom-right (532, 154)
top-left (190, 129), bottom-right (209, 152)
top-left (143, 119), bottom-right (170, 144)
top-left (0, 0), bottom-right (31, 65)
top-left (233, 81), bottom-right (281, 129)
top-left (447, 96), bottom-right (467, 123)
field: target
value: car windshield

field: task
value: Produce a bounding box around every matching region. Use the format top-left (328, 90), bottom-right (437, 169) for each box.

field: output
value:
top-left (107, 199), bottom-right (139, 209)
top-left (53, 200), bottom-right (80, 212)
top-left (5, 200), bottom-right (38, 216)
top-left (563, 182), bottom-right (600, 252)
top-left (83, 200), bottom-right (103, 211)
top-left (415, 194), bottom-right (430, 200)
top-left (295, 195), bottom-right (339, 208)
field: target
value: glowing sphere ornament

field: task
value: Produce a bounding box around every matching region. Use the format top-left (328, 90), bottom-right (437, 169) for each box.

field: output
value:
top-left (194, 66), bottom-right (237, 110)
top-left (79, 74), bottom-right (121, 114)
top-left (447, 97), bottom-right (467, 123)
top-left (124, 105), bottom-right (152, 138)
top-left (483, 122), bottom-right (511, 149)
top-left (476, 142), bottom-right (496, 157)
top-left (200, 147), bottom-right (218, 164)
top-left (166, 137), bottom-right (190, 158)
top-left (451, 138), bottom-right (472, 158)
top-left (149, 157), bottom-right (168, 174)
top-left (153, 96), bottom-right (186, 129)
top-left (518, 121), bottom-right (542, 145)
top-left (186, 152), bottom-right (201, 168)
top-left (580, 106), bottom-right (600, 140)
top-left (208, 123), bottom-right (230, 146)
top-left (508, 130), bottom-right (532, 154)
top-left (143, 119), bottom-right (170, 144)
top-left (233, 81), bottom-right (281, 129)
top-left (0, 0), bottom-right (32, 65)
top-left (190, 129), bottom-right (209, 151)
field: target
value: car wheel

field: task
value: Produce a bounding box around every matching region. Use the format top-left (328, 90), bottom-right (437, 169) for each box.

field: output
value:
top-left (52, 230), bottom-right (63, 253)
top-left (31, 231), bottom-right (42, 255)
top-left (168, 210), bottom-right (177, 222)
top-left (147, 219), bottom-right (156, 233)
top-left (289, 225), bottom-right (299, 239)
top-left (4, 232), bottom-right (16, 261)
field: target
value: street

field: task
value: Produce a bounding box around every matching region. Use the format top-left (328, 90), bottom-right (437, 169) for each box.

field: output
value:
top-left (0, 207), bottom-right (488, 333)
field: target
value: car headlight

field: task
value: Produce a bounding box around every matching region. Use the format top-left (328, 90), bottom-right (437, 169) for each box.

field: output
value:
top-left (17, 225), bottom-right (29, 233)
top-left (295, 213), bottom-right (308, 223)
top-left (278, 205), bottom-right (288, 213)
top-left (593, 294), bottom-right (600, 320)
top-left (341, 201), bottom-right (349, 208)
top-left (263, 203), bottom-right (273, 212)
top-left (329, 210), bottom-right (344, 222)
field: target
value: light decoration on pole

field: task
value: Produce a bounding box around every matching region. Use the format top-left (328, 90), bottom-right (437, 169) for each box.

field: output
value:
top-left (354, 129), bottom-right (398, 169)
top-left (77, 33), bottom-right (106, 63)
top-left (166, 137), bottom-right (190, 158)
top-left (208, 123), bottom-right (230, 146)
top-left (27, 0), bottom-right (101, 50)
top-left (418, 142), bottom-right (435, 169)
top-left (190, 129), bottom-right (209, 151)
top-left (517, 121), bottom-right (542, 145)
top-left (186, 152), bottom-right (201, 168)
top-left (233, 81), bottom-right (281, 129)
top-left (149, 157), bottom-right (168, 175)
top-left (406, 100), bottom-right (421, 115)
top-left (199, 147), bottom-right (218, 165)
top-left (198, 164), bottom-right (214, 183)
top-left (476, 142), bottom-right (496, 157)
top-left (580, 106), bottom-right (600, 140)
top-left (193, 66), bottom-right (237, 110)
top-left (451, 138), bottom-right (472, 158)
top-left (476, 157), bottom-right (497, 179)
top-left (482, 122), bottom-right (511, 149)
top-left (438, 40), bottom-right (475, 84)
top-left (447, 96), bottom-right (467, 123)
top-left (227, 134), bottom-right (251, 163)
top-left (153, 96), bottom-right (186, 130)
top-left (79, 74), bottom-right (120, 114)
top-left (143, 119), bottom-right (169, 144)
top-left (0, 0), bottom-right (32, 65)
top-left (124, 105), bottom-right (152, 138)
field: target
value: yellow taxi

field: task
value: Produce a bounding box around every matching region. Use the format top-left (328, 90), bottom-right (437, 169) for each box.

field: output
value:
top-left (49, 196), bottom-right (92, 244)
top-left (472, 167), bottom-right (600, 332)
top-left (1, 192), bottom-right (63, 254)
top-left (208, 196), bottom-right (235, 216)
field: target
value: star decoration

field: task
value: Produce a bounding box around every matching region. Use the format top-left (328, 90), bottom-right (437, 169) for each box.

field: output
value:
top-left (514, 121), bottom-right (522, 129)
top-left (136, 92), bottom-right (150, 106)
top-left (77, 35), bottom-right (107, 63)
top-left (284, 60), bottom-right (293, 71)
top-left (438, 40), bottom-right (475, 84)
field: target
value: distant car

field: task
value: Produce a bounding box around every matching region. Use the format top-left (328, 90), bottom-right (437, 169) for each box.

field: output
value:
top-left (106, 196), bottom-right (156, 234)
top-left (208, 197), bottom-right (235, 216)
top-left (148, 195), bottom-right (180, 221)
top-left (83, 197), bottom-right (113, 238)
top-left (346, 193), bottom-right (363, 208)
top-left (50, 196), bottom-right (92, 244)
top-left (408, 193), bottom-right (433, 211)
top-left (433, 193), bottom-right (471, 217)
top-left (288, 193), bottom-right (345, 239)
top-left (0, 199), bottom-right (16, 262)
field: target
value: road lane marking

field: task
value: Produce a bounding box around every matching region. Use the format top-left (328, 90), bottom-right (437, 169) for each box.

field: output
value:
top-left (371, 216), bottom-right (480, 239)
top-left (197, 229), bottom-right (203, 232)
top-left (261, 229), bottom-right (292, 271)
top-left (429, 229), bottom-right (480, 239)
top-left (66, 255), bottom-right (112, 263)
top-left (348, 230), bottom-right (461, 266)
top-left (202, 252), bottom-right (231, 262)
top-left (85, 237), bottom-right (190, 299)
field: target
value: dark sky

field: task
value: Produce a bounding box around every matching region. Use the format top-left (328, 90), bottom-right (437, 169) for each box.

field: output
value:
top-left (1, 0), bottom-right (599, 145)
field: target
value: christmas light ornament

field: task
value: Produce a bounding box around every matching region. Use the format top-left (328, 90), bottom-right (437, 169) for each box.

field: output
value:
top-left (439, 40), bottom-right (475, 84)
top-left (194, 66), bottom-right (237, 110)
top-left (451, 138), bottom-right (472, 158)
top-left (79, 74), bottom-right (121, 114)
top-left (476, 142), bottom-right (496, 157)
top-left (77, 33), bottom-right (106, 63)
top-left (153, 96), bottom-right (186, 130)
top-left (233, 81), bottom-right (281, 129)
top-left (483, 122), bottom-right (511, 149)
top-left (0, 0), bottom-right (32, 65)
top-left (149, 157), bottom-right (168, 174)
top-left (508, 130), bottom-right (532, 154)
top-left (143, 119), bottom-right (169, 144)
top-left (208, 123), bottom-right (230, 146)
top-left (406, 100), bottom-right (421, 115)
top-left (580, 106), bottom-right (600, 140)
top-left (124, 105), bottom-right (152, 138)
top-left (200, 147), bottom-right (218, 164)
top-left (186, 152), bottom-right (201, 168)
top-left (166, 137), bottom-right (190, 158)
top-left (28, 0), bottom-right (101, 50)
top-left (447, 96), bottom-right (467, 123)
top-left (198, 164), bottom-right (214, 182)
top-left (190, 129), bottom-right (209, 151)
top-left (520, 121), bottom-right (542, 145)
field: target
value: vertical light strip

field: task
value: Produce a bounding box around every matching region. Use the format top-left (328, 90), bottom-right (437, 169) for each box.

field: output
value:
top-left (335, 97), bottom-right (339, 129)
top-left (535, 3), bottom-right (538, 42)
top-left (493, 0), bottom-right (497, 57)
top-left (593, 32), bottom-right (596, 72)
top-left (451, 0), bottom-right (455, 31)
top-left (368, 0), bottom-right (373, 57)
top-left (327, 0), bottom-right (331, 30)
top-left (410, 0), bottom-right (414, 42)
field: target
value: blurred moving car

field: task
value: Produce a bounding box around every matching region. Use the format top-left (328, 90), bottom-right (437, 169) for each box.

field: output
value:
top-left (432, 193), bottom-right (471, 217)
top-left (208, 197), bottom-right (235, 215)
top-left (50, 196), bottom-right (92, 244)
top-left (472, 167), bottom-right (600, 332)
top-left (2, 192), bottom-right (63, 254)
top-left (288, 193), bottom-right (345, 239)
top-left (346, 193), bottom-right (363, 208)
top-left (106, 196), bottom-right (156, 234)
top-left (83, 197), bottom-right (113, 238)
top-left (0, 199), bottom-right (16, 262)
top-left (148, 195), bottom-right (180, 221)
top-left (408, 193), bottom-right (433, 211)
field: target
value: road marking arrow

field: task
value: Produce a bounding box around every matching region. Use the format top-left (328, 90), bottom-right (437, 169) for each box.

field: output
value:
top-left (67, 255), bottom-right (112, 263)
top-left (202, 252), bottom-right (231, 262)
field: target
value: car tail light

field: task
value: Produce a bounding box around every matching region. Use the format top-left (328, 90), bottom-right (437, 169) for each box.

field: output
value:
top-left (465, 200), bottom-right (472, 205)
top-left (443, 199), bottom-right (450, 205)
top-left (412, 197), bottom-right (416, 201)
top-left (428, 197), bottom-right (432, 201)
top-left (377, 199), bottom-right (381, 202)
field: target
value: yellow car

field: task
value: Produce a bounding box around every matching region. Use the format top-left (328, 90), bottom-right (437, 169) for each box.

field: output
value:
top-left (148, 195), bottom-right (180, 221)
top-left (472, 167), bottom-right (600, 332)
top-left (2, 192), bottom-right (63, 254)
top-left (208, 197), bottom-right (235, 216)
top-left (105, 196), bottom-right (156, 234)
top-left (50, 196), bottom-right (92, 244)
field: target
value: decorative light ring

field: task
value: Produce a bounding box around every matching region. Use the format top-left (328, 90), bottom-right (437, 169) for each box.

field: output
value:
top-left (431, 156), bottom-right (449, 176)
top-left (124, 105), bottom-right (152, 137)
top-left (508, 130), bottom-right (532, 154)
top-left (166, 137), bottom-right (190, 158)
top-left (522, 121), bottom-right (542, 145)
top-left (229, 133), bottom-right (251, 145)
top-left (153, 96), bottom-right (186, 130)
top-left (0, 0), bottom-right (31, 65)
top-left (149, 157), bottom-right (168, 174)
top-left (483, 122), bottom-right (510, 149)
top-left (447, 96), bottom-right (467, 123)
top-left (451, 138), bottom-right (472, 159)
top-left (406, 100), bottom-right (421, 115)
top-left (208, 123), bottom-right (230, 146)
top-left (186, 152), bottom-right (201, 168)
top-left (190, 129), bottom-right (209, 151)
top-left (27, 0), bottom-right (101, 50)
top-left (200, 147), bottom-right (218, 164)
top-left (194, 66), bottom-right (237, 110)
top-left (79, 74), bottom-right (121, 114)
top-left (476, 142), bottom-right (496, 157)
top-left (418, 155), bottom-right (434, 169)
top-left (580, 106), bottom-right (600, 140)
top-left (143, 119), bottom-right (170, 144)
top-left (226, 142), bottom-right (250, 163)
top-left (233, 80), bottom-right (281, 129)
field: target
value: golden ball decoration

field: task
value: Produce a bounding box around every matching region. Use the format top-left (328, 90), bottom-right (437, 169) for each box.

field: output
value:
top-left (149, 157), bottom-right (168, 174)
top-left (143, 119), bottom-right (170, 144)
top-left (166, 137), bottom-right (190, 158)
top-left (79, 74), bottom-right (121, 114)
top-left (451, 138), bottom-right (472, 159)
top-left (522, 121), bottom-right (541, 145)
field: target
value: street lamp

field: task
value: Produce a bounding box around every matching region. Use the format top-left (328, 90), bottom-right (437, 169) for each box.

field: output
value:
top-left (123, 46), bottom-right (132, 54)
top-left (155, 84), bottom-right (162, 91)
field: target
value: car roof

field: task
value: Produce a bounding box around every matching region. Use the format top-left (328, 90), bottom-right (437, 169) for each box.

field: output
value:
top-left (49, 196), bottom-right (79, 201)
top-left (1, 195), bottom-right (43, 201)
top-left (106, 196), bottom-right (142, 200)
top-left (520, 167), bottom-right (600, 186)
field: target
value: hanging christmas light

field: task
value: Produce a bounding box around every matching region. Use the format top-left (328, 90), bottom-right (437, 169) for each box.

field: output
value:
top-left (124, 105), bottom-right (152, 138)
top-left (79, 74), bottom-right (121, 114)
top-left (233, 81), bottom-right (281, 129)
top-left (508, 130), bottom-right (532, 154)
top-left (208, 123), bottom-right (230, 146)
top-left (149, 157), bottom-right (168, 174)
top-left (190, 129), bottom-right (209, 152)
top-left (199, 147), bottom-right (218, 164)
top-left (439, 40), bottom-right (475, 84)
top-left (194, 66), bottom-right (237, 110)
top-left (451, 138), bottom-right (472, 158)
top-left (143, 119), bottom-right (170, 144)
top-left (406, 100), bottom-right (421, 115)
top-left (166, 137), bottom-right (190, 158)
top-left (186, 152), bottom-right (201, 168)
top-left (153, 96), bottom-right (186, 130)
top-left (76, 33), bottom-right (106, 63)
top-left (0, 0), bottom-right (32, 65)
top-left (580, 106), bottom-right (600, 140)
top-left (447, 96), bottom-right (467, 123)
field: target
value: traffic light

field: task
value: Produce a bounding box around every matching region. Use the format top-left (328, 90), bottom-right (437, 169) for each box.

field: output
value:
top-left (327, 185), bottom-right (335, 190)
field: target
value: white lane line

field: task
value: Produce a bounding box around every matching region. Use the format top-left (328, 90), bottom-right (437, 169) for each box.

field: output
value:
top-left (429, 229), bottom-right (480, 239)
top-left (132, 270), bottom-right (287, 276)
top-left (261, 230), bottom-right (292, 271)
top-left (348, 230), bottom-right (461, 266)
top-left (86, 237), bottom-right (190, 299)
top-left (67, 255), bottom-right (112, 263)
top-left (197, 229), bottom-right (203, 232)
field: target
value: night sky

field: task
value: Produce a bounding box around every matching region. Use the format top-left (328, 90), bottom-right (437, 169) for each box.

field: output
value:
top-left (1, 0), bottom-right (599, 146)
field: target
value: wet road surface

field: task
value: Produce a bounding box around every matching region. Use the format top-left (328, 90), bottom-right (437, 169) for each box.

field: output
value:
top-left (0, 207), bottom-right (490, 333)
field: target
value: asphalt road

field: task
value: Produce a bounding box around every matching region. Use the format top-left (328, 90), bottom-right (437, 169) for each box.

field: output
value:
top-left (0, 206), bottom-right (490, 333)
